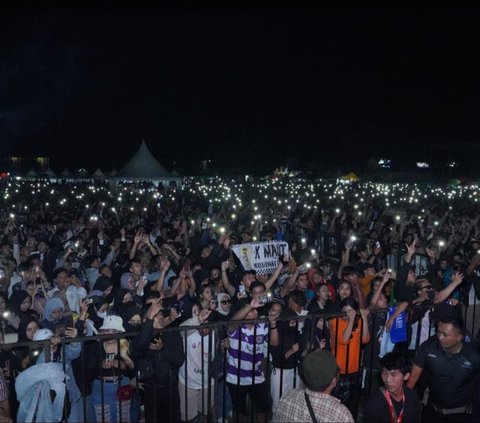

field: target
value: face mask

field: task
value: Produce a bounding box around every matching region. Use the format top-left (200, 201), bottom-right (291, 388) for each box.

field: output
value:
top-left (96, 310), bottom-right (107, 319)
top-left (128, 322), bottom-right (141, 330)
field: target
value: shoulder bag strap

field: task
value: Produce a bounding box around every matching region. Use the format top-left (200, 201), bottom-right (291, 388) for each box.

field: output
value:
top-left (304, 391), bottom-right (318, 423)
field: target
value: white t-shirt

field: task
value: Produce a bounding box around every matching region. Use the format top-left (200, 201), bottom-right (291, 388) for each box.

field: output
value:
top-left (178, 317), bottom-right (215, 389)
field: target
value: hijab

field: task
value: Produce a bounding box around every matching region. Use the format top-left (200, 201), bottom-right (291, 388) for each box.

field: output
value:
top-left (9, 290), bottom-right (31, 316)
top-left (17, 315), bottom-right (40, 343)
top-left (43, 297), bottom-right (65, 322)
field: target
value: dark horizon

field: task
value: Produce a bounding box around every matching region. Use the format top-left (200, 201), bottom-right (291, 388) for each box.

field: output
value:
top-left (1, 2), bottom-right (480, 174)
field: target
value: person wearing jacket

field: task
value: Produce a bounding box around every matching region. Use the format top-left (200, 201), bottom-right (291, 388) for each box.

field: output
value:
top-left (15, 361), bottom-right (67, 423)
top-left (33, 327), bottom-right (83, 423)
top-left (134, 298), bottom-right (184, 422)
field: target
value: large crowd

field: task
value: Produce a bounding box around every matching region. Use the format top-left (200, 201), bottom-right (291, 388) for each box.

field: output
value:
top-left (0, 176), bottom-right (480, 422)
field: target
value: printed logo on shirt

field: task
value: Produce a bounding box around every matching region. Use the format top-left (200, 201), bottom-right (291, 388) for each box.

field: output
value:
top-left (427, 353), bottom-right (437, 358)
top-left (462, 360), bottom-right (473, 369)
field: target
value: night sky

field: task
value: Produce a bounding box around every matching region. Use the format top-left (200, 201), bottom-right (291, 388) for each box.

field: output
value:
top-left (1, 2), bottom-right (480, 175)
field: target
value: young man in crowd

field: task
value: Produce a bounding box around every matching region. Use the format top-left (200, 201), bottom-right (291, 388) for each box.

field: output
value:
top-left (363, 352), bottom-right (421, 423)
top-left (226, 298), bottom-right (272, 423)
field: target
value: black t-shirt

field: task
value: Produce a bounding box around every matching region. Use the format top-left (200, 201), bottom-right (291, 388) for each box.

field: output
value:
top-left (414, 336), bottom-right (480, 408)
top-left (363, 387), bottom-right (420, 423)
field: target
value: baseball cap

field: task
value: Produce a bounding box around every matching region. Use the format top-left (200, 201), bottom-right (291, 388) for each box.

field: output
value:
top-left (300, 350), bottom-right (339, 390)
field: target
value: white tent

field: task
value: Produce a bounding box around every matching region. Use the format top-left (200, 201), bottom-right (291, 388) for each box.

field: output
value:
top-left (25, 168), bottom-right (37, 178)
top-left (117, 140), bottom-right (171, 179)
top-left (44, 168), bottom-right (57, 178)
top-left (92, 168), bottom-right (106, 179)
top-left (60, 168), bottom-right (72, 177)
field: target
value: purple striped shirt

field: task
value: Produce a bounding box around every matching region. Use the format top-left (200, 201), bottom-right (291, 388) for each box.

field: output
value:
top-left (226, 323), bottom-right (268, 386)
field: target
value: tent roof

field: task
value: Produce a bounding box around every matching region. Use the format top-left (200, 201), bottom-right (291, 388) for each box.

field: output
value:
top-left (44, 168), bottom-right (57, 178)
top-left (118, 140), bottom-right (170, 179)
top-left (92, 168), bottom-right (106, 178)
top-left (25, 168), bottom-right (37, 177)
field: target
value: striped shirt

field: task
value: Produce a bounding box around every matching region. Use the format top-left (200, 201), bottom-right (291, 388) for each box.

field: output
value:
top-left (226, 323), bottom-right (268, 386)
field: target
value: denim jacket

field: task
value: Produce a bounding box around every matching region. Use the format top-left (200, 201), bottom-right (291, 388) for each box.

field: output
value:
top-left (15, 362), bottom-right (66, 422)
top-left (36, 342), bottom-right (82, 406)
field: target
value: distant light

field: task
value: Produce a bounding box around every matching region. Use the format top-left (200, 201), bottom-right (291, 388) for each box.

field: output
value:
top-left (448, 161), bottom-right (458, 168)
top-left (378, 158), bottom-right (391, 169)
top-left (416, 162), bottom-right (429, 169)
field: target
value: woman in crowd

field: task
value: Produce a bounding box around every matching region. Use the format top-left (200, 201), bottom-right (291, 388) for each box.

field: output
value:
top-left (11, 315), bottom-right (40, 377)
top-left (216, 292), bottom-right (232, 318)
top-left (42, 297), bottom-right (74, 336)
top-left (329, 281), bottom-right (353, 312)
top-left (7, 290), bottom-right (38, 330)
top-left (330, 297), bottom-right (370, 418)
top-left (112, 289), bottom-right (135, 316)
top-left (87, 315), bottom-right (136, 423)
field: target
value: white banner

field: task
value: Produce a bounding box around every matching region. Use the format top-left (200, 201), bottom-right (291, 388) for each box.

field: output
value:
top-left (232, 241), bottom-right (289, 275)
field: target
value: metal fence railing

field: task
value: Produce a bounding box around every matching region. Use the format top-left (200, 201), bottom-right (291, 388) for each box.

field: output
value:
top-left (1, 307), bottom-right (460, 423)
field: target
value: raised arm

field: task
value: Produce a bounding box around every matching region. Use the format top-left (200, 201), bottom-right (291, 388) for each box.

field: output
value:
top-left (129, 232), bottom-right (141, 260)
top-left (220, 261), bottom-right (236, 297)
top-left (341, 308), bottom-right (356, 344)
top-left (337, 247), bottom-right (351, 279)
top-left (231, 298), bottom-right (262, 321)
top-left (280, 271), bottom-right (298, 299)
top-left (359, 308), bottom-right (371, 344)
top-left (153, 258), bottom-right (170, 293)
top-left (385, 301), bottom-right (409, 331)
top-left (264, 262), bottom-right (283, 291)
top-left (434, 272), bottom-right (464, 303)
top-left (369, 273), bottom-right (389, 309)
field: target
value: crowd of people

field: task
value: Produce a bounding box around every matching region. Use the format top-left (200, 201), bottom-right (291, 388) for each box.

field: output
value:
top-left (0, 176), bottom-right (480, 422)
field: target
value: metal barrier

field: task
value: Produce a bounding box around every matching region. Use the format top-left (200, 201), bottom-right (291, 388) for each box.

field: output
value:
top-left (1, 303), bottom-right (475, 422)
top-left (0, 311), bottom-right (402, 423)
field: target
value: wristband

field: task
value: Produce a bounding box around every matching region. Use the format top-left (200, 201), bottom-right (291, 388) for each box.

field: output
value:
top-left (270, 326), bottom-right (277, 330)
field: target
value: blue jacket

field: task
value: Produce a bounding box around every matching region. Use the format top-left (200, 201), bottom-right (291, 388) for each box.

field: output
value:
top-left (16, 362), bottom-right (66, 422)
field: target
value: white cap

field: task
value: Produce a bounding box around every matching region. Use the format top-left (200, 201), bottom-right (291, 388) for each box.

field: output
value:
top-left (99, 315), bottom-right (125, 332)
top-left (33, 328), bottom-right (54, 341)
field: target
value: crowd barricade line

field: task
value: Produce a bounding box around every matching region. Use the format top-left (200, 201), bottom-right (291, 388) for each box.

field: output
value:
top-left (0, 310), bottom-right (398, 422)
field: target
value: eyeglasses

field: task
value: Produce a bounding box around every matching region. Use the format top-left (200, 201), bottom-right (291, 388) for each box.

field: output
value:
top-left (221, 300), bottom-right (231, 304)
